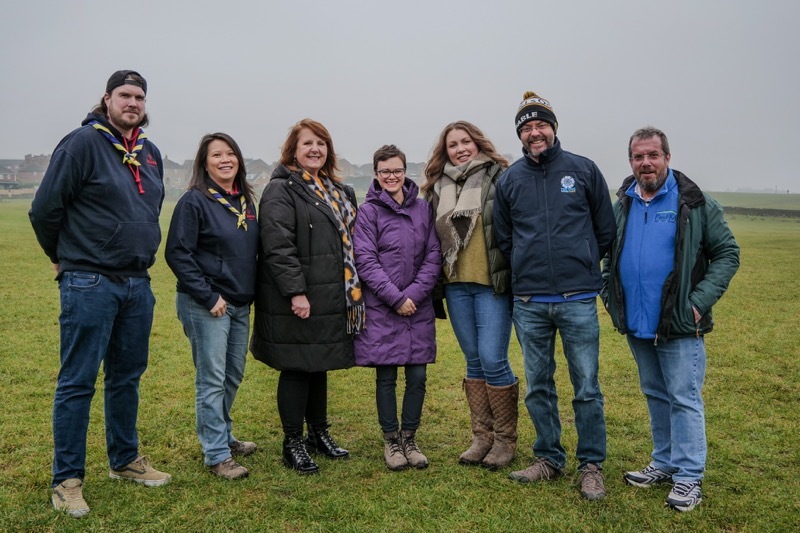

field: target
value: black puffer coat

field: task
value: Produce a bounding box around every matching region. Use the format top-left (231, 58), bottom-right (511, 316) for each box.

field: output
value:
top-left (250, 165), bottom-right (357, 372)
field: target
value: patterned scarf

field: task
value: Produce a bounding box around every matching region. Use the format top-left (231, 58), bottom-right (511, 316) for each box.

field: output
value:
top-left (90, 120), bottom-right (147, 194)
top-left (299, 170), bottom-right (364, 334)
top-left (208, 187), bottom-right (247, 230)
top-left (434, 153), bottom-right (492, 278)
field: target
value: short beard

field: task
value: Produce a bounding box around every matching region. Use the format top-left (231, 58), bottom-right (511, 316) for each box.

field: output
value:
top-left (637, 174), bottom-right (667, 193)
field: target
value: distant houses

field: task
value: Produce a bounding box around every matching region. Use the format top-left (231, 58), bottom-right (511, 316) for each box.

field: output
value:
top-left (1, 153), bottom-right (430, 200)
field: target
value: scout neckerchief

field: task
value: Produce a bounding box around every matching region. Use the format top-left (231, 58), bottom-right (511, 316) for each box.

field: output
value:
top-left (299, 169), bottom-right (364, 334)
top-left (90, 121), bottom-right (147, 194)
top-left (207, 185), bottom-right (247, 231)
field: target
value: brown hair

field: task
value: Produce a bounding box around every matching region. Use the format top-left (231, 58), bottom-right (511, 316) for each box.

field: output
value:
top-left (628, 126), bottom-right (671, 159)
top-left (372, 144), bottom-right (406, 172)
top-left (422, 121), bottom-right (508, 193)
top-left (279, 118), bottom-right (341, 182)
top-left (189, 132), bottom-right (254, 206)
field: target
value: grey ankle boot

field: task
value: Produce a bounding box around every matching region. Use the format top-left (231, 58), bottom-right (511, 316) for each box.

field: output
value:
top-left (383, 431), bottom-right (408, 471)
top-left (401, 430), bottom-right (429, 469)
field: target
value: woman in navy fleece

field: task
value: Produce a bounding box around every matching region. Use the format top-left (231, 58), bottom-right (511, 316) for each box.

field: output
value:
top-left (165, 133), bottom-right (259, 480)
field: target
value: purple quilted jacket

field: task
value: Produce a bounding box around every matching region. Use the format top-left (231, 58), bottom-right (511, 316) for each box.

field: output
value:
top-left (353, 178), bottom-right (442, 366)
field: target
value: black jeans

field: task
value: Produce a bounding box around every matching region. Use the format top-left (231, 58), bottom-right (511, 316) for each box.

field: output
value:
top-left (375, 364), bottom-right (427, 434)
top-left (277, 370), bottom-right (327, 436)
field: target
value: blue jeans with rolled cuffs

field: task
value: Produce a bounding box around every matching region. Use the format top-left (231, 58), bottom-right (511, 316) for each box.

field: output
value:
top-left (445, 282), bottom-right (515, 386)
top-left (627, 335), bottom-right (707, 482)
top-left (176, 292), bottom-right (250, 466)
top-left (52, 271), bottom-right (154, 486)
top-left (513, 297), bottom-right (606, 470)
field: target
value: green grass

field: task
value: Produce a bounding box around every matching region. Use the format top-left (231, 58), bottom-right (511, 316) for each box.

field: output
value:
top-left (1, 199), bottom-right (798, 531)
top-left (708, 191), bottom-right (800, 210)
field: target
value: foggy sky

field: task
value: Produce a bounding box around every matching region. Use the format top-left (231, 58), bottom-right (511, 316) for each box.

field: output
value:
top-left (1, 0), bottom-right (797, 192)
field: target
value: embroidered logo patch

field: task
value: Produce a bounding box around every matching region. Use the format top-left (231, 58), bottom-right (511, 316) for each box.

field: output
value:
top-left (654, 210), bottom-right (677, 223)
top-left (560, 176), bottom-right (576, 193)
top-left (146, 154), bottom-right (158, 166)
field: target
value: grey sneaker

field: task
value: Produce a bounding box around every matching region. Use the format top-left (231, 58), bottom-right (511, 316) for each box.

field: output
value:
top-left (666, 481), bottom-right (702, 512)
top-left (210, 457), bottom-right (249, 480)
top-left (384, 432), bottom-right (408, 471)
top-left (230, 440), bottom-right (257, 457)
top-left (624, 464), bottom-right (673, 488)
top-left (51, 478), bottom-right (89, 518)
top-left (109, 456), bottom-right (171, 487)
top-left (509, 457), bottom-right (563, 483)
top-left (578, 464), bottom-right (606, 500)
top-left (401, 430), bottom-right (429, 469)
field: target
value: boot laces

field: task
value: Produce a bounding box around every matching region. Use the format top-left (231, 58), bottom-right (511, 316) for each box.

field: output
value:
top-left (387, 436), bottom-right (404, 456)
top-left (403, 434), bottom-right (421, 453)
top-left (287, 438), bottom-right (312, 462)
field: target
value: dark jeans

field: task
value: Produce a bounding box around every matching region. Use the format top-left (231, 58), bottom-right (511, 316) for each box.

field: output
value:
top-left (277, 370), bottom-right (327, 436)
top-left (375, 364), bottom-right (427, 434)
top-left (52, 272), bottom-right (154, 486)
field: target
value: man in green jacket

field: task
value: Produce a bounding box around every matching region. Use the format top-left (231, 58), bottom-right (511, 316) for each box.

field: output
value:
top-left (601, 127), bottom-right (739, 512)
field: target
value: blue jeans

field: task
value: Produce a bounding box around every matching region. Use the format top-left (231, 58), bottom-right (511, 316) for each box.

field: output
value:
top-left (375, 365), bottom-right (427, 433)
top-left (513, 298), bottom-right (606, 469)
top-left (52, 272), bottom-right (154, 486)
top-left (445, 283), bottom-right (515, 386)
top-left (176, 292), bottom-right (250, 466)
top-left (627, 335), bottom-right (706, 482)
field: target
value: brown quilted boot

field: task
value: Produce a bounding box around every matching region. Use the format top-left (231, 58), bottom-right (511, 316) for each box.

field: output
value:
top-left (459, 378), bottom-right (494, 465)
top-left (482, 379), bottom-right (519, 469)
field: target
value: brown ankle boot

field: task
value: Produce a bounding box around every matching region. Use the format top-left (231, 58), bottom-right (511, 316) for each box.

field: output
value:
top-left (459, 378), bottom-right (494, 465)
top-left (482, 379), bottom-right (518, 469)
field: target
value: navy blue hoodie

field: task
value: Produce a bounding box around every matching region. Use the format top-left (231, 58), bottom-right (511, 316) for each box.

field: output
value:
top-left (165, 184), bottom-right (259, 309)
top-left (29, 113), bottom-right (165, 277)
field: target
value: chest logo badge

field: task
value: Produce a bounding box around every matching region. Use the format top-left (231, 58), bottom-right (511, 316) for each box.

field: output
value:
top-left (560, 176), bottom-right (576, 193)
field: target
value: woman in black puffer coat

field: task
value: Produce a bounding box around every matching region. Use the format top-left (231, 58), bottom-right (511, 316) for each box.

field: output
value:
top-left (251, 119), bottom-right (360, 475)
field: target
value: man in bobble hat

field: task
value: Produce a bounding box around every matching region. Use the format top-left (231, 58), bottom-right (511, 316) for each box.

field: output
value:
top-left (494, 91), bottom-right (616, 500)
top-left (30, 70), bottom-right (170, 518)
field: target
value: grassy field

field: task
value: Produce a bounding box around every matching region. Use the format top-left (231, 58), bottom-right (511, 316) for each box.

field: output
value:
top-left (0, 199), bottom-right (798, 532)
top-left (707, 191), bottom-right (800, 210)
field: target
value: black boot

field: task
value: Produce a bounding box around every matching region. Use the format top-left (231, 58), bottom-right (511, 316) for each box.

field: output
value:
top-left (282, 435), bottom-right (319, 475)
top-left (305, 424), bottom-right (350, 460)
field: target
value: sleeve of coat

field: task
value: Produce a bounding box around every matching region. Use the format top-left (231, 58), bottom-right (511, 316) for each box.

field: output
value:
top-left (259, 180), bottom-right (307, 297)
top-left (165, 198), bottom-right (219, 310)
top-left (588, 163), bottom-right (617, 259)
top-left (28, 147), bottom-right (84, 263)
top-left (688, 195), bottom-right (740, 315)
top-left (353, 204), bottom-right (406, 309)
top-left (402, 201), bottom-right (442, 305)
top-left (600, 199), bottom-right (622, 311)
top-left (493, 174), bottom-right (513, 260)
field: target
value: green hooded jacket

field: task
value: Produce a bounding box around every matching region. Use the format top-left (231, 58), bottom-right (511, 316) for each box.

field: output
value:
top-left (601, 170), bottom-right (740, 341)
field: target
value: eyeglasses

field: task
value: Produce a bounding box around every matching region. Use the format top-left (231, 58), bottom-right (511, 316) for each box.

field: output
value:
top-left (519, 123), bottom-right (551, 135)
top-left (630, 152), bottom-right (664, 163)
top-left (376, 168), bottom-right (405, 178)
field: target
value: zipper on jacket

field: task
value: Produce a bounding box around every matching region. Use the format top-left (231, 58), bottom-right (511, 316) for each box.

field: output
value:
top-left (542, 165), bottom-right (557, 293)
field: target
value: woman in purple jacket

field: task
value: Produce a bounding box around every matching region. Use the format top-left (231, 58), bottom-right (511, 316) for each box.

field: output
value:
top-left (353, 145), bottom-right (442, 471)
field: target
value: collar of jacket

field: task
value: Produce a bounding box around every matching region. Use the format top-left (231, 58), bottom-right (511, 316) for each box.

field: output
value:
top-left (520, 137), bottom-right (563, 167)
top-left (616, 169), bottom-right (705, 209)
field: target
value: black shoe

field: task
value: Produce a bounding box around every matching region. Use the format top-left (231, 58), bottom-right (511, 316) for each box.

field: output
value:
top-left (282, 436), bottom-right (319, 475)
top-left (305, 425), bottom-right (350, 460)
